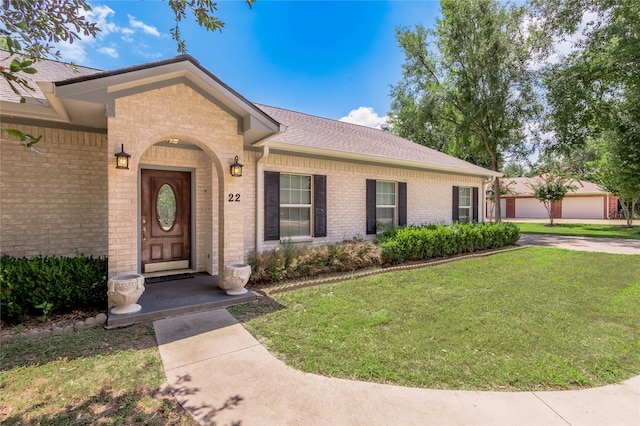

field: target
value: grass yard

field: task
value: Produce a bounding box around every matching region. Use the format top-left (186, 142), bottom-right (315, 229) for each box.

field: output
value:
top-left (237, 247), bottom-right (640, 391)
top-left (0, 324), bottom-right (197, 426)
top-left (515, 222), bottom-right (640, 239)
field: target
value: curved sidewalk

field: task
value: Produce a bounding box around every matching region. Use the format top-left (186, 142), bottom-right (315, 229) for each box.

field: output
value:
top-left (154, 309), bottom-right (640, 426)
top-left (518, 234), bottom-right (640, 254)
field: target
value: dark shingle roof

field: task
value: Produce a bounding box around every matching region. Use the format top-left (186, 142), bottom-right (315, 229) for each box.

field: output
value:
top-left (0, 52), bottom-right (101, 103)
top-left (256, 104), bottom-right (494, 175)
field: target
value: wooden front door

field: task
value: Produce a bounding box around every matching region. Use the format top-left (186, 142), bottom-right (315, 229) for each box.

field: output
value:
top-left (141, 169), bottom-right (191, 273)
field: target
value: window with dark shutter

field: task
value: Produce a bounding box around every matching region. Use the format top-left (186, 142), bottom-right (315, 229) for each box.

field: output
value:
top-left (313, 175), bottom-right (327, 237)
top-left (398, 182), bottom-right (407, 226)
top-left (366, 179), bottom-right (376, 234)
top-left (264, 171), bottom-right (280, 240)
top-left (452, 186), bottom-right (460, 222)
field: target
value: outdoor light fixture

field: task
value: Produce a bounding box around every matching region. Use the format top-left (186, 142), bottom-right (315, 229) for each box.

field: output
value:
top-left (167, 138), bottom-right (179, 144)
top-left (230, 156), bottom-right (243, 177)
top-left (115, 144), bottom-right (131, 170)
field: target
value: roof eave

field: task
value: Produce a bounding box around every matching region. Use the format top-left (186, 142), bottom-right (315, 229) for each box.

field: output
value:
top-left (266, 141), bottom-right (500, 178)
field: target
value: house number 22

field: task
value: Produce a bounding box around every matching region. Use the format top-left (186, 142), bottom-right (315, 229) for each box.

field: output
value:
top-left (228, 193), bottom-right (240, 202)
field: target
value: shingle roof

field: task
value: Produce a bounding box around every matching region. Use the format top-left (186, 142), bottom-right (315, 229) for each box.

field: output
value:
top-left (503, 176), bottom-right (608, 196)
top-left (1, 53), bottom-right (497, 177)
top-left (0, 52), bottom-right (101, 104)
top-left (256, 104), bottom-right (494, 175)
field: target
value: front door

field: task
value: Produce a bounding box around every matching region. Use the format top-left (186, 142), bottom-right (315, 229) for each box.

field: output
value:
top-left (141, 169), bottom-right (191, 273)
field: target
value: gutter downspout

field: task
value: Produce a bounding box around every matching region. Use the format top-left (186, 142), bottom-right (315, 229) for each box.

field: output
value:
top-left (255, 124), bottom-right (287, 254)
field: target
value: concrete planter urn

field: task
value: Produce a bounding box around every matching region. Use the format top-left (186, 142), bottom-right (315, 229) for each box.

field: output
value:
top-left (221, 264), bottom-right (251, 295)
top-left (108, 273), bottom-right (145, 315)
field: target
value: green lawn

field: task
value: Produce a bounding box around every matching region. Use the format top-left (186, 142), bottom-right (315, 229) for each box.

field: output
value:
top-left (0, 324), bottom-right (197, 425)
top-left (237, 247), bottom-right (640, 391)
top-left (514, 222), bottom-right (640, 239)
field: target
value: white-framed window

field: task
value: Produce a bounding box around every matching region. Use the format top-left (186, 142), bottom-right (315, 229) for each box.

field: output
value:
top-left (280, 174), bottom-right (312, 237)
top-left (458, 187), bottom-right (471, 222)
top-left (376, 180), bottom-right (396, 228)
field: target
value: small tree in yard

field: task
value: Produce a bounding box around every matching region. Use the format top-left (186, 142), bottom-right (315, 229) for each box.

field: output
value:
top-left (528, 167), bottom-right (579, 226)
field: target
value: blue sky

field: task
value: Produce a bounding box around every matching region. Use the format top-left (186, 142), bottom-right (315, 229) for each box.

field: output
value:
top-left (55, 1), bottom-right (442, 127)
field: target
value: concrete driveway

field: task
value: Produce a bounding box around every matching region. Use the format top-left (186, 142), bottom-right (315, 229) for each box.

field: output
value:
top-left (518, 234), bottom-right (640, 255)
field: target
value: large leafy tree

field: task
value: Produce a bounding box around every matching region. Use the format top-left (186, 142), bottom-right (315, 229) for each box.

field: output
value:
top-left (1, 0), bottom-right (253, 146)
top-left (534, 0), bottom-right (640, 223)
top-left (389, 0), bottom-right (542, 221)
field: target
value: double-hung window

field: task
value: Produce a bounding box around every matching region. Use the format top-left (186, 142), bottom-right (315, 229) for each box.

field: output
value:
top-left (452, 186), bottom-right (479, 223)
top-left (458, 187), bottom-right (471, 222)
top-left (376, 180), bottom-right (396, 228)
top-left (264, 171), bottom-right (327, 241)
top-left (366, 179), bottom-right (407, 234)
top-left (280, 174), bottom-right (312, 237)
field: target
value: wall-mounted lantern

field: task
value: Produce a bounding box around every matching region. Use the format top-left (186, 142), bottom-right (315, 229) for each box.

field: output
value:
top-left (230, 156), bottom-right (243, 177)
top-left (115, 144), bottom-right (131, 170)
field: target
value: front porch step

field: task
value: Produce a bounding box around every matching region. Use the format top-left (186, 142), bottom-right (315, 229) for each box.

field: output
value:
top-left (106, 272), bottom-right (258, 329)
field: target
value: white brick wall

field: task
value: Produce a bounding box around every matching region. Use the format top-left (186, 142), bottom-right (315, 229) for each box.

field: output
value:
top-left (242, 151), bottom-right (485, 256)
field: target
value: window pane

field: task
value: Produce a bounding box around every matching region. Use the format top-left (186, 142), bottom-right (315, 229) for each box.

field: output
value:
top-left (459, 207), bottom-right (471, 222)
top-left (459, 187), bottom-right (471, 207)
top-left (280, 207), bottom-right (311, 237)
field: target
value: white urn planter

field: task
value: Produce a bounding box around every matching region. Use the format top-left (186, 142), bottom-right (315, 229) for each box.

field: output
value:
top-left (108, 273), bottom-right (145, 314)
top-left (221, 264), bottom-right (251, 295)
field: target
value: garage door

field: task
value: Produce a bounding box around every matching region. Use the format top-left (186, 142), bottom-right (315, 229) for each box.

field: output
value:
top-left (562, 197), bottom-right (604, 219)
top-left (515, 198), bottom-right (548, 218)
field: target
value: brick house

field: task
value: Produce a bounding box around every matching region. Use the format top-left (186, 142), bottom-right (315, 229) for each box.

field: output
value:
top-left (1, 55), bottom-right (499, 280)
top-left (488, 177), bottom-right (618, 220)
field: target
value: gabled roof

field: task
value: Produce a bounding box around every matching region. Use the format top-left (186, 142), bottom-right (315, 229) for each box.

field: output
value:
top-left (1, 53), bottom-right (498, 178)
top-left (1, 54), bottom-right (281, 143)
top-left (256, 105), bottom-right (498, 177)
top-left (502, 177), bottom-right (609, 196)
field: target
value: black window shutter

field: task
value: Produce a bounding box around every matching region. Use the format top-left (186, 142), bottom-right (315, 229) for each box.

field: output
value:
top-left (398, 182), bottom-right (407, 227)
top-left (452, 186), bottom-right (460, 222)
top-left (366, 179), bottom-right (377, 234)
top-left (264, 171), bottom-right (280, 240)
top-left (472, 187), bottom-right (479, 222)
top-left (313, 175), bottom-right (327, 237)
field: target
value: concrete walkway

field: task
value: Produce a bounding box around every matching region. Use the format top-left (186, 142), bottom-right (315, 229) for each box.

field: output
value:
top-left (154, 309), bottom-right (640, 426)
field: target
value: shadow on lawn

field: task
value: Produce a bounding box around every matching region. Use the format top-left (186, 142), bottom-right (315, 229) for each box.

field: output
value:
top-left (2, 377), bottom-right (243, 426)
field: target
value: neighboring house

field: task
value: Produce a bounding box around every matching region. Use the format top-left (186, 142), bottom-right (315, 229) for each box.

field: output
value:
top-left (1, 54), bottom-right (499, 279)
top-left (487, 177), bottom-right (618, 220)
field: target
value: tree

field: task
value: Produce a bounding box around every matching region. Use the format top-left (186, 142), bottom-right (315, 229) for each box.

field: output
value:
top-left (528, 167), bottom-right (579, 225)
top-left (533, 0), bottom-right (640, 216)
top-left (1, 0), bottom-right (253, 146)
top-left (389, 0), bottom-right (542, 221)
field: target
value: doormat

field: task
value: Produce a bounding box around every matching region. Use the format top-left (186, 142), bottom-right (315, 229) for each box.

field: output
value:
top-left (145, 273), bottom-right (194, 284)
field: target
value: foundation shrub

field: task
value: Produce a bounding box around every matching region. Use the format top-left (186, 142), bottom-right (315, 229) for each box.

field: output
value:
top-left (248, 239), bottom-right (383, 285)
top-left (0, 254), bottom-right (108, 322)
top-left (377, 222), bottom-right (520, 264)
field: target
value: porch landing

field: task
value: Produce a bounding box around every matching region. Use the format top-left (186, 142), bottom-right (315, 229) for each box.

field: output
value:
top-left (106, 273), bottom-right (258, 328)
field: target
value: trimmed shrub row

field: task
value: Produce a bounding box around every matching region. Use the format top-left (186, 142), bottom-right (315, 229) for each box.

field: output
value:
top-left (0, 254), bottom-right (108, 322)
top-left (248, 238), bottom-right (383, 285)
top-left (376, 222), bottom-right (521, 265)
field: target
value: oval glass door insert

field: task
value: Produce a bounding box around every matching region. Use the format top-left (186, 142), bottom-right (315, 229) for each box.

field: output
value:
top-left (157, 184), bottom-right (177, 231)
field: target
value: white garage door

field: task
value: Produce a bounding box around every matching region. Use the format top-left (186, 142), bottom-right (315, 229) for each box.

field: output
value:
top-left (515, 198), bottom-right (548, 218)
top-left (562, 197), bottom-right (604, 219)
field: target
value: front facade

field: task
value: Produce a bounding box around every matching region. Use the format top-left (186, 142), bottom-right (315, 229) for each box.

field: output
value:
top-left (1, 55), bottom-right (498, 280)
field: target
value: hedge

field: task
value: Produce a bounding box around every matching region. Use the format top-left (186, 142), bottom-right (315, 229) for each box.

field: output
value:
top-left (0, 254), bottom-right (108, 321)
top-left (376, 222), bottom-right (520, 265)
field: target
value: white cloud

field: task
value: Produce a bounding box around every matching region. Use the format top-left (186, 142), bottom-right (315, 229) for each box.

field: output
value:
top-left (339, 107), bottom-right (389, 129)
top-left (128, 15), bottom-right (161, 37)
top-left (97, 46), bottom-right (119, 58)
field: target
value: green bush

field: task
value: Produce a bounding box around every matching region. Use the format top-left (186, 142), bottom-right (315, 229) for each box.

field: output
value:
top-left (378, 222), bottom-right (520, 264)
top-left (0, 254), bottom-right (108, 322)
top-left (248, 239), bottom-right (383, 285)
